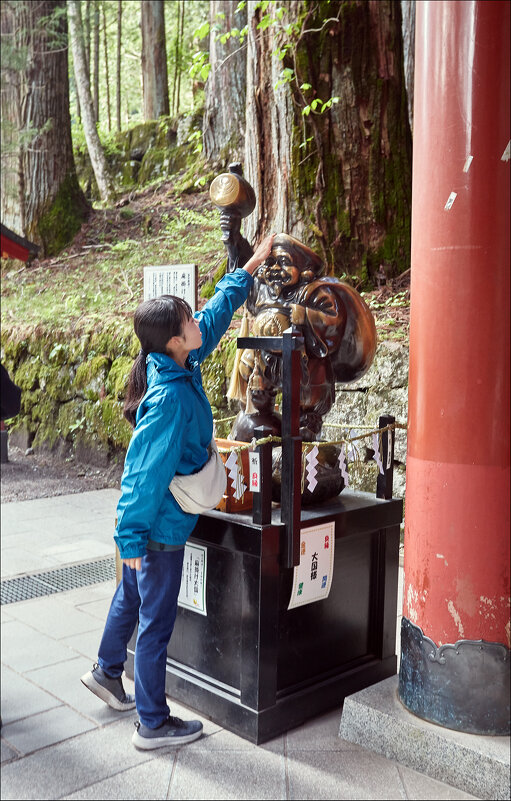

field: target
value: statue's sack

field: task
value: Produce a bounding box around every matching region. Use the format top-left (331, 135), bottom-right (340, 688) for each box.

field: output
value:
top-left (169, 439), bottom-right (227, 515)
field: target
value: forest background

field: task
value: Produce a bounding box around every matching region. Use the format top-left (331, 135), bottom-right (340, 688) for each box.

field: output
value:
top-left (1, 0), bottom-right (414, 501)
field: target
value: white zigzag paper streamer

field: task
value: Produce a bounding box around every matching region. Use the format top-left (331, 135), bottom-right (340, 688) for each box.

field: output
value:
top-left (386, 431), bottom-right (393, 469)
top-left (372, 433), bottom-right (385, 475)
top-left (225, 451), bottom-right (247, 500)
top-left (305, 445), bottom-right (319, 492)
top-left (347, 430), bottom-right (358, 461)
top-left (338, 444), bottom-right (349, 487)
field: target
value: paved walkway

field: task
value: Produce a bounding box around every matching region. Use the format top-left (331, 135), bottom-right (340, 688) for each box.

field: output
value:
top-left (1, 489), bottom-right (478, 800)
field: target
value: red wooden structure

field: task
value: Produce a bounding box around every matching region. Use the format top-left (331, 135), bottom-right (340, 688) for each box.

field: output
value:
top-left (400, 0), bottom-right (510, 735)
top-left (1, 223), bottom-right (39, 262)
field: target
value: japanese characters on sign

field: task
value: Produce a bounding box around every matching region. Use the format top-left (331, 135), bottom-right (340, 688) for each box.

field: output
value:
top-left (288, 521), bottom-right (335, 609)
top-left (178, 543), bottom-right (207, 615)
top-left (143, 264), bottom-right (197, 311)
top-left (248, 451), bottom-right (260, 492)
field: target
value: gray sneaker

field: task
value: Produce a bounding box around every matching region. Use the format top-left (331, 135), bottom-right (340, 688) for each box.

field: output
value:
top-left (81, 663), bottom-right (136, 711)
top-left (132, 715), bottom-right (203, 750)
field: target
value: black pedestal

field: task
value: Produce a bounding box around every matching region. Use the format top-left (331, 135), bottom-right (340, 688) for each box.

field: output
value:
top-left (125, 490), bottom-right (402, 744)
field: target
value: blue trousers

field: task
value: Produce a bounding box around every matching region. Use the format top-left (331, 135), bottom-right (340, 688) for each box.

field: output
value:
top-left (97, 548), bottom-right (185, 728)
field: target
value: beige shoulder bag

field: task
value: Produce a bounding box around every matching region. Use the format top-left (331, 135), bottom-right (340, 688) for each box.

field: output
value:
top-left (169, 439), bottom-right (227, 514)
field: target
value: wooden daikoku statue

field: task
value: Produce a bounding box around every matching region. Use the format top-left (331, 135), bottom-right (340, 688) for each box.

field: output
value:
top-left (210, 163), bottom-right (377, 502)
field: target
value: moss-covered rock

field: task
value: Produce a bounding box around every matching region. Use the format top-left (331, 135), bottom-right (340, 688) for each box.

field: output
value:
top-left (84, 398), bottom-right (132, 450)
top-left (56, 399), bottom-right (86, 440)
top-left (88, 321), bottom-right (133, 360)
top-left (119, 160), bottom-right (141, 187)
top-left (40, 364), bottom-right (75, 401)
top-left (138, 148), bottom-right (169, 184)
top-left (14, 357), bottom-right (41, 391)
top-left (125, 121), bottom-right (159, 159)
top-left (106, 356), bottom-right (132, 399)
top-left (31, 394), bottom-right (61, 450)
top-left (73, 355), bottom-right (110, 400)
top-left (48, 342), bottom-right (70, 367)
top-left (68, 334), bottom-right (91, 362)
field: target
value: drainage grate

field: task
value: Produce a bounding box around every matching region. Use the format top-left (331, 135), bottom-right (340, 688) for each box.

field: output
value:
top-left (1, 557), bottom-right (116, 605)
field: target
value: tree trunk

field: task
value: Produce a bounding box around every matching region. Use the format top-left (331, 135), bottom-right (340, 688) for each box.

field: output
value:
top-left (141, 0), bottom-right (169, 120)
top-left (243, 0), bottom-right (301, 246)
top-left (175, 0), bottom-right (185, 117)
top-left (68, 0), bottom-right (115, 204)
top-left (401, 0), bottom-right (415, 134)
top-left (244, 0), bottom-right (412, 282)
top-left (84, 0), bottom-right (91, 81)
top-left (203, 0), bottom-right (248, 165)
top-left (0, 0), bottom-right (89, 255)
top-left (92, 0), bottom-right (100, 122)
top-left (116, 0), bottom-right (122, 132)
top-left (102, 0), bottom-right (111, 131)
top-left (171, 0), bottom-right (185, 117)
top-left (171, 0), bottom-right (181, 116)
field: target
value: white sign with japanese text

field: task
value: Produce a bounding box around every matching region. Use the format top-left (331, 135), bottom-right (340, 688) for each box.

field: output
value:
top-left (248, 451), bottom-right (260, 492)
top-left (178, 543), bottom-right (207, 615)
top-left (288, 521), bottom-right (335, 610)
top-left (143, 264), bottom-right (197, 311)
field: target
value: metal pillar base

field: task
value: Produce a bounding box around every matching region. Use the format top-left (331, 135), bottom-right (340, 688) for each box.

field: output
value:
top-left (1, 429), bottom-right (8, 463)
top-left (399, 617), bottom-right (510, 735)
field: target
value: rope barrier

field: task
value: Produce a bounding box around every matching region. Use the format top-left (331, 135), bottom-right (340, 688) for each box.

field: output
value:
top-left (214, 421), bottom-right (407, 454)
top-left (213, 421), bottom-right (407, 501)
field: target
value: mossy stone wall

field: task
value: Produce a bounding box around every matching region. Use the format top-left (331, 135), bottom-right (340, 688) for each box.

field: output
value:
top-left (0, 321), bottom-right (240, 466)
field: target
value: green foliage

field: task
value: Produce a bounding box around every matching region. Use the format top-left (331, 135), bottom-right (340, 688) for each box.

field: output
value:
top-left (200, 259), bottom-right (227, 299)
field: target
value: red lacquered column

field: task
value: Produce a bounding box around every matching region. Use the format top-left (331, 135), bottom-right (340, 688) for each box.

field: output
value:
top-left (399, 0), bottom-right (510, 734)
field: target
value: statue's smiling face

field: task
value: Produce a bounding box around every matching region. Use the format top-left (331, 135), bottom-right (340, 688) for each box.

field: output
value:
top-left (260, 246), bottom-right (302, 297)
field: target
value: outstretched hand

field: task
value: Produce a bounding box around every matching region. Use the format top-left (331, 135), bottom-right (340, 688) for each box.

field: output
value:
top-left (243, 233), bottom-right (276, 275)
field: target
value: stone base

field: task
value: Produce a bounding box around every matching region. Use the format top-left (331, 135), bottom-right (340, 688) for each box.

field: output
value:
top-left (339, 675), bottom-right (510, 801)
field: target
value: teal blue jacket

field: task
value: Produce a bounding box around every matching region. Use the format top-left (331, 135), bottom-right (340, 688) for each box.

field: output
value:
top-left (114, 269), bottom-right (253, 559)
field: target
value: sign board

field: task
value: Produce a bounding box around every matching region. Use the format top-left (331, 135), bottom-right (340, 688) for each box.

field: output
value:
top-left (178, 542), bottom-right (207, 615)
top-left (143, 264), bottom-right (197, 311)
top-left (288, 521), bottom-right (335, 609)
top-left (248, 451), bottom-right (260, 492)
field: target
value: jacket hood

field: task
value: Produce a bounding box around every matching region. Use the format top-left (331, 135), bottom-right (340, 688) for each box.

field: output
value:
top-left (146, 351), bottom-right (198, 388)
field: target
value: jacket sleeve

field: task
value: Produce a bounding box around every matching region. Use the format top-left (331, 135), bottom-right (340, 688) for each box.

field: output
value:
top-left (114, 393), bottom-right (187, 559)
top-left (194, 270), bottom-right (254, 364)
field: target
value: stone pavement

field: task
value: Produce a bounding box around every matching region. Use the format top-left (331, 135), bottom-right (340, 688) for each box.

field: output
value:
top-left (1, 489), bottom-right (480, 800)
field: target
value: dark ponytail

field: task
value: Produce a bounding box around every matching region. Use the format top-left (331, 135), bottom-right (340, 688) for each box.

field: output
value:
top-left (123, 295), bottom-right (193, 426)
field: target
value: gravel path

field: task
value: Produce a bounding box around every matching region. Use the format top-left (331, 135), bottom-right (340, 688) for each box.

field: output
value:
top-left (0, 445), bottom-right (123, 503)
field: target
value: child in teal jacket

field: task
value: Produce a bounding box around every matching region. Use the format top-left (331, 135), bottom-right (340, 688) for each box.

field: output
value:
top-left (81, 235), bottom-right (274, 750)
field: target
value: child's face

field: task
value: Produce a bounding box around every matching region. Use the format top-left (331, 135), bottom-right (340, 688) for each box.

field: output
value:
top-left (166, 315), bottom-right (202, 358)
top-left (179, 315), bottom-right (202, 351)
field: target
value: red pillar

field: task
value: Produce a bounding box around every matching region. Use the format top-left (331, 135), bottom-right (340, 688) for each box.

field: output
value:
top-left (399, 0), bottom-right (510, 734)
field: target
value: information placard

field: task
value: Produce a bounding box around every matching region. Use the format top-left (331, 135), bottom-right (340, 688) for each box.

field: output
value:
top-left (288, 521), bottom-right (335, 609)
top-left (143, 264), bottom-right (197, 311)
top-left (178, 543), bottom-right (207, 615)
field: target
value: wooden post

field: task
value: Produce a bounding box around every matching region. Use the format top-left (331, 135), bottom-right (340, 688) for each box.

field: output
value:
top-left (252, 425), bottom-right (273, 526)
top-left (376, 414), bottom-right (395, 500)
top-left (281, 327), bottom-right (303, 569)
